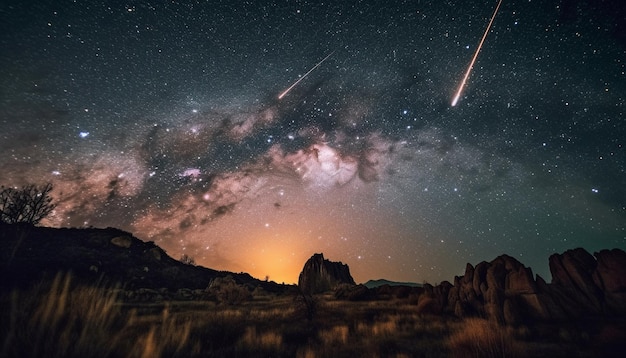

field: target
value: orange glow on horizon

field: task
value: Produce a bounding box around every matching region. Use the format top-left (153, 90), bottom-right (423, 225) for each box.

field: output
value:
top-left (242, 230), bottom-right (312, 284)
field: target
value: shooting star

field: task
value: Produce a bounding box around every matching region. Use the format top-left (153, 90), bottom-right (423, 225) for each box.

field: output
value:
top-left (278, 51), bottom-right (335, 99)
top-left (451, 0), bottom-right (503, 107)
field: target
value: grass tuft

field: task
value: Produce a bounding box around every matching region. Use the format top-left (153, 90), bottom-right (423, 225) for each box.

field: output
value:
top-left (1, 272), bottom-right (125, 357)
top-left (448, 318), bottom-right (523, 358)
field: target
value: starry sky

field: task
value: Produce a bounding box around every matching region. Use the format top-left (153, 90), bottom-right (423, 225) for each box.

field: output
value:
top-left (1, 0), bottom-right (624, 284)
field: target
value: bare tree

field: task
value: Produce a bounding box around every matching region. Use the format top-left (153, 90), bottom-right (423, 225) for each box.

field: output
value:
top-left (179, 253), bottom-right (196, 266)
top-left (0, 183), bottom-right (56, 225)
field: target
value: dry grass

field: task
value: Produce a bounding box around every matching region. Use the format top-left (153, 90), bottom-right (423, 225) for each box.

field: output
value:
top-left (130, 307), bottom-right (194, 357)
top-left (1, 273), bottom-right (125, 357)
top-left (1, 273), bottom-right (198, 357)
top-left (318, 325), bottom-right (349, 345)
top-left (356, 316), bottom-right (398, 337)
top-left (448, 318), bottom-right (523, 358)
top-left (1, 276), bottom-right (620, 357)
top-left (238, 326), bottom-right (283, 350)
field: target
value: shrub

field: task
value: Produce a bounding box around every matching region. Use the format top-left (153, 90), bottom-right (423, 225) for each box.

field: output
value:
top-left (206, 275), bottom-right (252, 305)
top-left (292, 289), bottom-right (317, 321)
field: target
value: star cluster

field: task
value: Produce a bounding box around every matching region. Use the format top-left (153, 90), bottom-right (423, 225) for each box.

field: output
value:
top-left (1, 0), bottom-right (624, 283)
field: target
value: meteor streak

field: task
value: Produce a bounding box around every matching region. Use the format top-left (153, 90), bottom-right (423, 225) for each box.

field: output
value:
top-left (451, 0), bottom-right (503, 107)
top-left (278, 51), bottom-right (335, 99)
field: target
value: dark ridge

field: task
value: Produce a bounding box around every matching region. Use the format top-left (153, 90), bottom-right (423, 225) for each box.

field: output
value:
top-left (0, 222), bottom-right (287, 293)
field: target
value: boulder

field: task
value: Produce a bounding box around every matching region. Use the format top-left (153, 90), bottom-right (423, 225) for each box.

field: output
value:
top-left (594, 249), bottom-right (626, 314)
top-left (473, 261), bottom-right (489, 298)
top-left (549, 248), bottom-right (603, 314)
top-left (593, 249), bottom-right (626, 293)
top-left (459, 263), bottom-right (479, 303)
top-left (503, 298), bottom-right (520, 325)
top-left (506, 265), bottom-right (537, 295)
top-left (110, 236), bottom-right (132, 248)
top-left (433, 281), bottom-right (453, 314)
top-left (298, 253), bottom-right (355, 294)
top-left (144, 247), bottom-right (162, 261)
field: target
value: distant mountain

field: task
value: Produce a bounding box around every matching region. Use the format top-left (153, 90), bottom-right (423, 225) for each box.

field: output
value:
top-left (363, 279), bottom-right (423, 289)
top-left (0, 223), bottom-right (287, 293)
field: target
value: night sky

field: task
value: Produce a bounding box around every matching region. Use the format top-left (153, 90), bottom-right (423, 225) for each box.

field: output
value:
top-left (1, 0), bottom-right (624, 284)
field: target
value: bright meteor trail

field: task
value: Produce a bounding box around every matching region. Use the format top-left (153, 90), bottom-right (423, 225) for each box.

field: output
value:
top-left (278, 51), bottom-right (335, 99)
top-left (451, 0), bottom-right (503, 107)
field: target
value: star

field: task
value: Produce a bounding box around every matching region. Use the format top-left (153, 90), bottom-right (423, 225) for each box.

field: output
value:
top-left (0, 0), bottom-right (623, 285)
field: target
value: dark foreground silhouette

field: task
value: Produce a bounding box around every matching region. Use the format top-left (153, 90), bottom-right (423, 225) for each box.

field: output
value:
top-left (1, 223), bottom-right (625, 357)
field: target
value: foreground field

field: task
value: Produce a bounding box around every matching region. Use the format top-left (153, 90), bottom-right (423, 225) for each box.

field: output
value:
top-left (1, 274), bottom-right (624, 357)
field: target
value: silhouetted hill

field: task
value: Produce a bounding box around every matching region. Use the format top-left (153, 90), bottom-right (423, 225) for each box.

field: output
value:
top-left (0, 223), bottom-right (286, 293)
top-left (363, 279), bottom-right (423, 289)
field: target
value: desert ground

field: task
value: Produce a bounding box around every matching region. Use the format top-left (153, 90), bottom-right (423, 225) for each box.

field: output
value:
top-left (2, 272), bottom-right (624, 358)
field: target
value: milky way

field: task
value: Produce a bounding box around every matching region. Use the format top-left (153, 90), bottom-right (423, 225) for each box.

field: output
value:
top-left (1, 0), bottom-right (624, 283)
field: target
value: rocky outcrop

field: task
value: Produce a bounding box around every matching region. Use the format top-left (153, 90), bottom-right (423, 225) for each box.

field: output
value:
top-left (549, 248), bottom-right (604, 316)
top-left (428, 248), bottom-right (626, 325)
top-left (298, 253), bottom-right (355, 294)
top-left (594, 249), bottom-right (626, 314)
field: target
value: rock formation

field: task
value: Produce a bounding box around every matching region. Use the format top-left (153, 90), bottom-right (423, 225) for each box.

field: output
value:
top-left (427, 248), bottom-right (626, 325)
top-left (298, 253), bottom-right (355, 294)
top-left (593, 248), bottom-right (626, 314)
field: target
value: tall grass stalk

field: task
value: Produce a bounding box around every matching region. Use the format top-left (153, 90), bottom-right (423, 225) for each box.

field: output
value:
top-left (1, 273), bottom-right (124, 357)
top-left (131, 306), bottom-right (193, 357)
